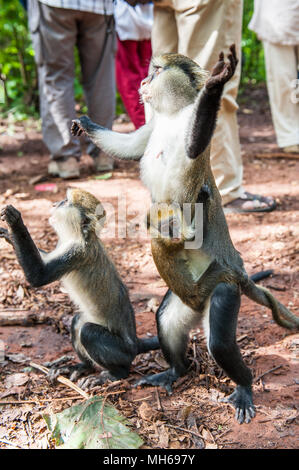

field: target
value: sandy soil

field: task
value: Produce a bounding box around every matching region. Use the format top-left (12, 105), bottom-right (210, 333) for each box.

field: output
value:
top-left (0, 85), bottom-right (298, 449)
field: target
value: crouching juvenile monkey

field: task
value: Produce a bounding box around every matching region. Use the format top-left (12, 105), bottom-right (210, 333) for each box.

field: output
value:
top-left (70, 45), bottom-right (299, 422)
top-left (0, 189), bottom-right (159, 388)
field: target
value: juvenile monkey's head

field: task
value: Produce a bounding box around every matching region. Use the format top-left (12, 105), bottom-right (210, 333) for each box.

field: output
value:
top-left (50, 188), bottom-right (106, 241)
top-left (139, 53), bottom-right (209, 114)
top-left (146, 202), bottom-right (196, 247)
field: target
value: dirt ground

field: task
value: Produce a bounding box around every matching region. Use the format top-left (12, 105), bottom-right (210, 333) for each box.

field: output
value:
top-left (0, 85), bottom-right (298, 449)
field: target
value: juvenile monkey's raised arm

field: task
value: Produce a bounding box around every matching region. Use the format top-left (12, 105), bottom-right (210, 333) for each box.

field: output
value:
top-left (0, 206), bottom-right (81, 287)
top-left (185, 44), bottom-right (238, 159)
top-left (71, 116), bottom-right (153, 161)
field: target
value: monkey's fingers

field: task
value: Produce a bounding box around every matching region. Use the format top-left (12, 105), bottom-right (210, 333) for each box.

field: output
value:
top-left (0, 227), bottom-right (13, 245)
top-left (229, 43), bottom-right (238, 65)
top-left (210, 52), bottom-right (225, 78)
top-left (227, 44), bottom-right (238, 76)
top-left (206, 45), bottom-right (238, 90)
top-left (71, 120), bottom-right (85, 137)
top-left (1, 205), bottom-right (21, 226)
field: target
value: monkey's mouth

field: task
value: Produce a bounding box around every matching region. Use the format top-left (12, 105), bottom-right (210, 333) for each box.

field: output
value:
top-left (139, 86), bottom-right (152, 104)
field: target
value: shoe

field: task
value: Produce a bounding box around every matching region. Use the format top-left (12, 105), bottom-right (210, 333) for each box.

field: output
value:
top-left (282, 145), bottom-right (299, 154)
top-left (223, 192), bottom-right (277, 214)
top-left (48, 157), bottom-right (80, 179)
top-left (48, 160), bottom-right (59, 176)
top-left (93, 152), bottom-right (114, 172)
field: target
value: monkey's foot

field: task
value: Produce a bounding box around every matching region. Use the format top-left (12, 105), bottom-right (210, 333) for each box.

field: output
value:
top-left (47, 362), bottom-right (94, 383)
top-left (220, 385), bottom-right (255, 424)
top-left (134, 369), bottom-right (180, 395)
top-left (77, 371), bottom-right (126, 390)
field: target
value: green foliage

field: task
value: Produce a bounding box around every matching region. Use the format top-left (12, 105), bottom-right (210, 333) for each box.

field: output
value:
top-left (44, 396), bottom-right (143, 449)
top-left (0, 0), bottom-right (39, 119)
top-left (241, 0), bottom-right (266, 87)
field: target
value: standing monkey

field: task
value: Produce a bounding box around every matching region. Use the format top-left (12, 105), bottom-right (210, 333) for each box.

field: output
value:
top-left (71, 46), bottom-right (299, 422)
top-left (0, 189), bottom-right (159, 388)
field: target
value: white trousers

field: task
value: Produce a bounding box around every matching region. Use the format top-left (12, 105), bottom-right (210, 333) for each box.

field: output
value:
top-left (263, 41), bottom-right (299, 148)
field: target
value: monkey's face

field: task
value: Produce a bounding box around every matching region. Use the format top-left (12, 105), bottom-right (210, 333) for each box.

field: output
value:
top-left (49, 197), bottom-right (82, 237)
top-left (147, 203), bottom-right (195, 246)
top-left (49, 189), bottom-right (106, 239)
top-left (139, 54), bottom-right (208, 114)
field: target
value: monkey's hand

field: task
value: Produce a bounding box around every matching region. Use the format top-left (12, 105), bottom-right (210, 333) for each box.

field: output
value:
top-left (71, 116), bottom-right (104, 137)
top-left (205, 44), bottom-right (238, 92)
top-left (71, 119), bottom-right (86, 137)
top-left (1, 205), bottom-right (23, 229)
top-left (0, 227), bottom-right (13, 245)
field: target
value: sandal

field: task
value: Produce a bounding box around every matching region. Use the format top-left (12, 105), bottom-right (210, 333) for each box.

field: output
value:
top-left (223, 192), bottom-right (277, 214)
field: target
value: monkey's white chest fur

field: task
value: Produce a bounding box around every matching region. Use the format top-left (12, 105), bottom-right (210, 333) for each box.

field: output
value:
top-left (62, 272), bottom-right (107, 326)
top-left (141, 107), bottom-right (193, 203)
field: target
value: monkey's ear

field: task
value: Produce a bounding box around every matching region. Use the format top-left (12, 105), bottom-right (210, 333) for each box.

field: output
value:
top-left (81, 215), bottom-right (91, 238)
top-left (96, 208), bottom-right (106, 220)
top-left (96, 208), bottom-right (106, 227)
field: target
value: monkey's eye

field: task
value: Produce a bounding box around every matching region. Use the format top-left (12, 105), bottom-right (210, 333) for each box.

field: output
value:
top-left (154, 66), bottom-right (163, 75)
top-left (53, 199), bottom-right (67, 208)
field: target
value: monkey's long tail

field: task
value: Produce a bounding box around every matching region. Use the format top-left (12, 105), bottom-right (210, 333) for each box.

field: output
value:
top-left (249, 270), bottom-right (273, 283)
top-left (241, 277), bottom-right (299, 330)
top-left (137, 336), bottom-right (160, 354)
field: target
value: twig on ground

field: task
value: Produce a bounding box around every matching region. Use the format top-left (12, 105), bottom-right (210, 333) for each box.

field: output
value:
top-left (165, 423), bottom-right (203, 440)
top-left (254, 152), bottom-right (299, 160)
top-left (254, 365), bottom-right (283, 383)
top-left (0, 310), bottom-right (47, 326)
top-left (155, 387), bottom-right (163, 411)
top-left (30, 361), bottom-right (90, 399)
top-left (0, 438), bottom-right (27, 449)
top-left (0, 395), bottom-right (85, 405)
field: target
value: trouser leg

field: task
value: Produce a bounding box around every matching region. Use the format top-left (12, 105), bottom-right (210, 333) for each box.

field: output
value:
top-left (116, 39), bottom-right (147, 128)
top-left (116, 38), bottom-right (152, 128)
top-left (34, 4), bottom-right (81, 161)
top-left (263, 41), bottom-right (299, 148)
top-left (152, 3), bottom-right (178, 54)
top-left (77, 14), bottom-right (116, 130)
top-left (76, 13), bottom-right (116, 160)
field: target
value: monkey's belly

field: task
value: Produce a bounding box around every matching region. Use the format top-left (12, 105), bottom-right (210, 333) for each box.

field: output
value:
top-left (151, 241), bottom-right (213, 310)
top-left (184, 250), bottom-right (212, 282)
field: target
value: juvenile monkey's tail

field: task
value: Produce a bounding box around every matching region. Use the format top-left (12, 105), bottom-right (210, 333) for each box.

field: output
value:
top-left (241, 276), bottom-right (299, 330)
top-left (137, 336), bottom-right (160, 354)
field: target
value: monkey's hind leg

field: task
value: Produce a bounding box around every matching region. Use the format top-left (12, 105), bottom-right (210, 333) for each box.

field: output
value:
top-left (78, 322), bottom-right (136, 390)
top-left (208, 283), bottom-right (255, 424)
top-left (135, 290), bottom-right (191, 395)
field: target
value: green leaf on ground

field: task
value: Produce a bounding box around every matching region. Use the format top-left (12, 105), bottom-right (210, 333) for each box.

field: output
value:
top-left (43, 396), bottom-right (143, 449)
top-left (92, 172), bottom-right (113, 180)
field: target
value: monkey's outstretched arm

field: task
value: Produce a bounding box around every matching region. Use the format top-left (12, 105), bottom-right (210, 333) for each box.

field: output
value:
top-left (185, 44), bottom-right (238, 159)
top-left (1, 205), bottom-right (81, 287)
top-left (71, 116), bottom-right (153, 161)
